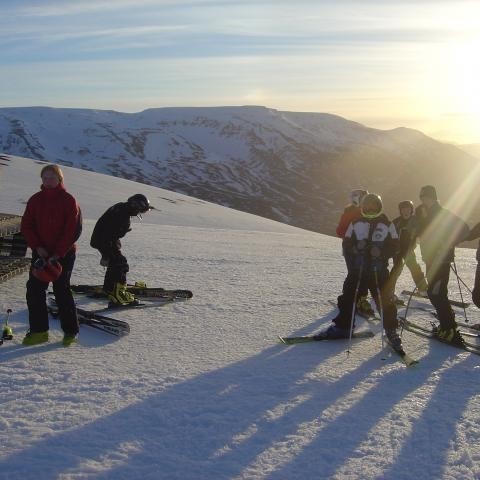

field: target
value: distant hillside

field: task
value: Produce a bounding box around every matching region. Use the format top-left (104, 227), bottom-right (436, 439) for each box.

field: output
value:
top-left (1, 106), bottom-right (479, 234)
top-left (460, 144), bottom-right (480, 160)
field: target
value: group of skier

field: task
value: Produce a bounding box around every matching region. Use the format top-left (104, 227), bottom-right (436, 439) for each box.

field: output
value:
top-left (17, 163), bottom-right (480, 352)
top-left (20, 164), bottom-right (152, 346)
top-left (322, 185), bottom-right (480, 350)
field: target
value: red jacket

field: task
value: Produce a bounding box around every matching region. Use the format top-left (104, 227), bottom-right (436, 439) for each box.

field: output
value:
top-left (21, 184), bottom-right (81, 258)
top-left (336, 204), bottom-right (361, 238)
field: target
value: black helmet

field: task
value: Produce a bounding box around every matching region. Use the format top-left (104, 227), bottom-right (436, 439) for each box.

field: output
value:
top-left (361, 193), bottom-right (383, 219)
top-left (350, 189), bottom-right (368, 207)
top-left (398, 200), bottom-right (414, 213)
top-left (127, 194), bottom-right (151, 214)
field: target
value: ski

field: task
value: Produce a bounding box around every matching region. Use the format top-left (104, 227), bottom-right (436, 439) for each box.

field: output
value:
top-left (69, 284), bottom-right (193, 300)
top-left (385, 340), bottom-right (419, 367)
top-left (48, 304), bottom-right (130, 336)
top-left (399, 317), bottom-right (480, 355)
top-left (401, 290), bottom-right (470, 308)
top-left (279, 330), bottom-right (374, 345)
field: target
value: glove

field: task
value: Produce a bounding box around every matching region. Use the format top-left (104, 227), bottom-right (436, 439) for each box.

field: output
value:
top-left (100, 256), bottom-right (109, 267)
top-left (370, 246), bottom-right (382, 258)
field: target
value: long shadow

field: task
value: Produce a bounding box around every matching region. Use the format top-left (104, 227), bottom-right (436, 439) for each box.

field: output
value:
top-left (381, 354), bottom-right (479, 480)
top-left (0, 313), bottom-right (379, 480)
top-left (269, 350), bottom-right (476, 480)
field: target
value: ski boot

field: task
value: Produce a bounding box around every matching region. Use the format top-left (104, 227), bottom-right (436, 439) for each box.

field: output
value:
top-left (63, 333), bottom-right (78, 347)
top-left (314, 323), bottom-right (351, 340)
top-left (356, 296), bottom-right (374, 318)
top-left (435, 326), bottom-right (464, 346)
top-left (385, 329), bottom-right (404, 353)
top-left (107, 282), bottom-right (139, 307)
top-left (22, 331), bottom-right (49, 346)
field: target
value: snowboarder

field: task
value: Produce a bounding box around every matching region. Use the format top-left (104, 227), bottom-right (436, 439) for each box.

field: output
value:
top-left (335, 188), bottom-right (373, 317)
top-left (415, 185), bottom-right (469, 344)
top-left (90, 194), bottom-right (153, 306)
top-left (21, 164), bottom-right (82, 346)
top-left (389, 200), bottom-right (427, 298)
top-left (321, 193), bottom-right (402, 347)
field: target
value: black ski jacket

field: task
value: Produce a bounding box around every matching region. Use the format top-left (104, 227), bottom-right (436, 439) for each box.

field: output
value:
top-left (415, 202), bottom-right (469, 265)
top-left (90, 202), bottom-right (133, 254)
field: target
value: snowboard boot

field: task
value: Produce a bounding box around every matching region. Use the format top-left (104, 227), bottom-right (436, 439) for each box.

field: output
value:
top-left (22, 331), bottom-right (49, 346)
top-left (107, 282), bottom-right (138, 306)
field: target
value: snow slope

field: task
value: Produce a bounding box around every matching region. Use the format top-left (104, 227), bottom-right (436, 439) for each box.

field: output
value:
top-left (0, 156), bottom-right (479, 480)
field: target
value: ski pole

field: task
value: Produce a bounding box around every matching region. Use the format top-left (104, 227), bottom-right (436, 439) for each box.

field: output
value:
top-left (347, 260), bottom-right (364, 355)
top-left (373, 267), bottom-right (385, 350)
top-left (451, 261), bottom-right (469, 323)
top-left (2, 308), bottom-right (13, 341)
top-left (450, 263), bottom-right (472, 294)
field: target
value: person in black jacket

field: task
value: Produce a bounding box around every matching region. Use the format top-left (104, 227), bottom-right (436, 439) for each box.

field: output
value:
top-left (389, 200), bottom-right (427, 298)
top-left (90, 194), bottom-right (152, 305)
top-left (415, 185), bottom-right (469, 344)
top-left (319, 193), bottom-right (402, 348)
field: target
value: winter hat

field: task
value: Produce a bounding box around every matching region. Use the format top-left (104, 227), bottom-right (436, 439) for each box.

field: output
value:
top-left (419, 185), bottom-right (437, 200)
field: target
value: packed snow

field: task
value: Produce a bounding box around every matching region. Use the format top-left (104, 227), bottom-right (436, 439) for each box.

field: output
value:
top-left (0, 155), bottom-right (479, 480)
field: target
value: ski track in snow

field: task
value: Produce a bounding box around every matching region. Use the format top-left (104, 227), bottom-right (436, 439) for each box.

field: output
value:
top-left (0, 155), bottom-right (479, 479)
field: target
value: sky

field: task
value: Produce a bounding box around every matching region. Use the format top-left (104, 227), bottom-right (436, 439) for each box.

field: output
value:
top-left (1, 0), bottom-right (479, 144)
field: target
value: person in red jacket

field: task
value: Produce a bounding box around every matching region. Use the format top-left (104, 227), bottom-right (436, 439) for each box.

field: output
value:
top-left (21, 164), bottom-right (82, 346)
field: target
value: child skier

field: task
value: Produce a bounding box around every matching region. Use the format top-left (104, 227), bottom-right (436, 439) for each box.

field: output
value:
top-left (90, 194), bottom-right (153, 306)
top-left (320, 193), bottom-right (402, 348)
top-left (335, 188), bottom-right (374, 317)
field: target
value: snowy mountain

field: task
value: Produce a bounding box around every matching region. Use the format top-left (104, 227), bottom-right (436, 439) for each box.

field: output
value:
top-left (0, 155), bottom-right (479, 479)
top-left (1, 106), bottom-right (479, 235)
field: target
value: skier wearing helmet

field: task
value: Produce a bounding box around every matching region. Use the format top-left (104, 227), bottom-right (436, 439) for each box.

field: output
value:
top-left (335, 188), bottom-right (373, 318)
top-left (90, 194), bottom-right (153, 306)
top-left (389, 200), bottom-right (427, 299)
top-left (318, 193), bottom-right (403, 350)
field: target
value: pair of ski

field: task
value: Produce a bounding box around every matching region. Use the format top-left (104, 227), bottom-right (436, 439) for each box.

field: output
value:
top-left (48, 304), bottom-right (130, 337)
top-left (70, 284), bottom-right (193, 301)
top-left (278, 332), bottom-right (417, 366)
top-left (399, 317), bottom-right (480, 355)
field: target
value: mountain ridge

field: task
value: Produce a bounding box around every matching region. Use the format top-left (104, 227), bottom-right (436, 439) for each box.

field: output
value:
top-left (1, 105), bottom-right (478, 234)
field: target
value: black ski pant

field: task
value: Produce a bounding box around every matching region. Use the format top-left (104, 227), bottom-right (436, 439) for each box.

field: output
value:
top-left (473, 262), bottom-right (480, 308)
top-left (425, 261), bottom-right (455, 330)
top-left (389, 249), bottom-right (427, 292)
top-left (26, 250), bottom-right (79, 335)
top-left (334, 267), bottom-right (397, 331)
top-left (101, 247), bottom-right (129, 293)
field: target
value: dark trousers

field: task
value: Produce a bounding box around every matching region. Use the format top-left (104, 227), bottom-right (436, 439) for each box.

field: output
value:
top-left (102, 248), bottom-right (129, 292)
top-left (390, 250), bottom-right (427, 291)
top-left (26, 251), bottom-right (79, 335)
top-left (473, 263), bottom-right (480, 308)
top-left (426, 261), bottom-right (455, 329)
top-left (335, 267), bottom-right (397, 331)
